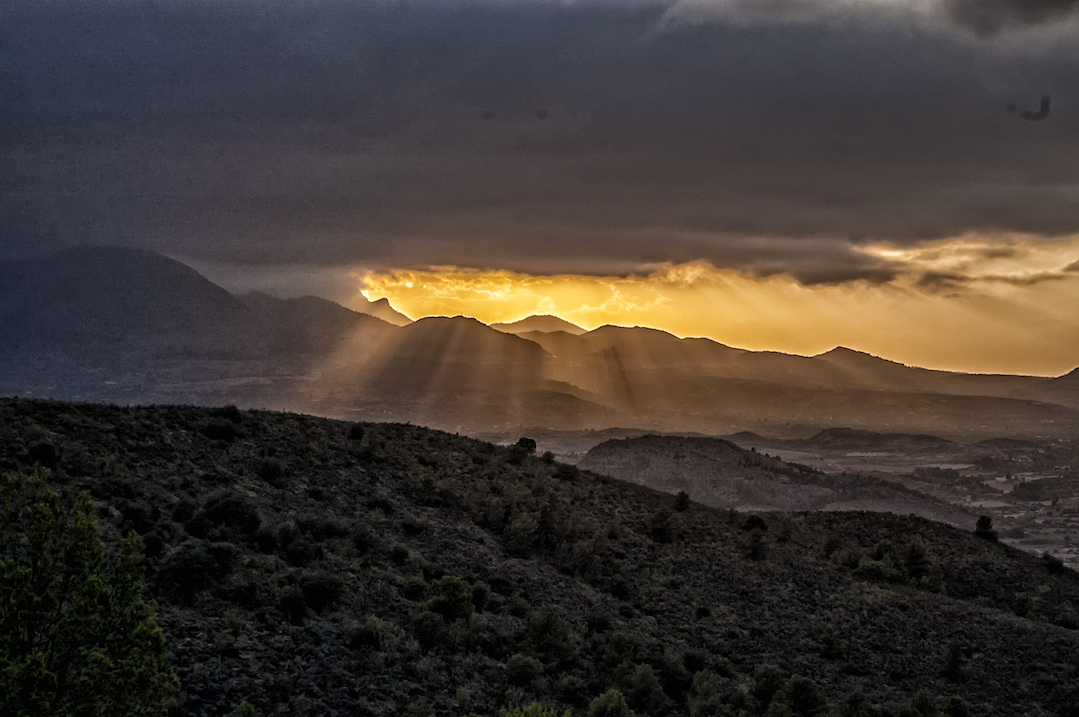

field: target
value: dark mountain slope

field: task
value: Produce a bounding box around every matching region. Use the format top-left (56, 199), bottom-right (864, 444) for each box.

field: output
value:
top-left (0, 245), bottom-right (258, 356)
top-left (2, 399), bottom-right (1077, 717)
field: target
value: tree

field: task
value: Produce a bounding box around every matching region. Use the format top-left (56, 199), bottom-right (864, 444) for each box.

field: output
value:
top-left (0, 471), bottom-right (177, 717)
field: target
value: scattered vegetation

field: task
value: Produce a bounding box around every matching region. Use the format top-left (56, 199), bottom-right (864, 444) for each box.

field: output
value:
top-left (1, 398), bottom-right (1078, 717)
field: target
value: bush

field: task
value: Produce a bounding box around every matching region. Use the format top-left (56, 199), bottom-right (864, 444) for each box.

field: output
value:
top-left (0, 472), bottom-right (177, 716)
top-left (212, 404), bottom-right (244, 423)
top-left (189, 491), bottom-right (261, 539)
top-left (255, 458), bottom-right (287, 487)
top-left (201, 421), bottom-right (240, 442)
top-left (411, 610), bottom-right (447, 650)
top-left (350, 616), bottom-right (385, 652)
top-left (588, 689), bottom-right (630, 717)
top-left (347, 424), bottom-right (366, 440)
top-left (776, 674), bottom-right (825, 717)
top-left (156, 539), bottom-right (237, 601)
top-left (524, 604), bottom-right (577, 666)
top-left (427, 576), bottom-right (474, 622)
top-left (500, 703), bottom-right (570, 717)
top-left (515, 437), bottom-right (537, 453)
top-left (505, 652), bottom-right (544, 686)
top-left (299, 571), bottom-right (344, 613)
top-left (975, 515), bottom-right (998, 541)
top-left (280, 586), bottom-right (307, 625)
top-left (674, 491), bottom-right (691, 512)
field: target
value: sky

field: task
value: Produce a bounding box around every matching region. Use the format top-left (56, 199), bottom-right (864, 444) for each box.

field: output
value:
top-left (4, 0), bottom-right (1079, 375)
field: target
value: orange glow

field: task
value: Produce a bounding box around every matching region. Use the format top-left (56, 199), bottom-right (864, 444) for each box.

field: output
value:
top-left (358, 235), bottom-right (1079, 377)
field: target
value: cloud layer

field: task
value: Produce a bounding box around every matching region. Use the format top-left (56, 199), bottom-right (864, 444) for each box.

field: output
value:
top-left (4, 0), bottom-right (1079, 286)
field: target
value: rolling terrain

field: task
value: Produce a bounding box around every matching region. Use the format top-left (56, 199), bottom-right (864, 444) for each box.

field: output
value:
top-left (3, 399), bottom-right (1079, 717)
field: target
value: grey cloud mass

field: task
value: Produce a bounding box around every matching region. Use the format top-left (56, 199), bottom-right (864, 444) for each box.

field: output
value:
top-left (4, 0), bottom-right (1079, 286)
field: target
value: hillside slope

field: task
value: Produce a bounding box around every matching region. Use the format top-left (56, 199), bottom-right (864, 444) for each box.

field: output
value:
top-left (2, 399), bottom-right (1077, 717)
top-left (577, 435), bottom-right (973, 526)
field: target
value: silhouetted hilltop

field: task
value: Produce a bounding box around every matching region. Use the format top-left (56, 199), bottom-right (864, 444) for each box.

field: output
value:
top-left (491, 315), bottom-right (586, 335)
top-left (3, 398), bottom-right (1077, 717)
top-left (361, 297), bottom-right (413, 326)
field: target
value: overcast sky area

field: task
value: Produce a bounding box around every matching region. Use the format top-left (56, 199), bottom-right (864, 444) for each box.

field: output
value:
top-left (4, 0), bottom-right (1079, 373)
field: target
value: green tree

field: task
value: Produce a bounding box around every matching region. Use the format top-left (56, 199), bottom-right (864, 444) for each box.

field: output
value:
top-left (0, 471), bottom-right (177, 716)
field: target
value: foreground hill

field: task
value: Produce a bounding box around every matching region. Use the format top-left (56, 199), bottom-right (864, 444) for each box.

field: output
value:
top-left (2, 398), bottom-right (1077, 717)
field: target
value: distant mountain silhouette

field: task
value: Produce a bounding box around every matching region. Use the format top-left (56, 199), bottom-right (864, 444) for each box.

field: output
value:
top-left (490, 315), bottom-right (586, 335)
top-left (0, 246), bottom-right (259, 356)
top-left (356, 296), bottom-right (412, 326)
top-left (4, 247), bottom-right (1079, 439)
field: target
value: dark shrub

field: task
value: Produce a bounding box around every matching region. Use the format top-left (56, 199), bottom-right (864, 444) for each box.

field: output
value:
top-left (211, 405), bottom-right (243, 423)
top-left (674, 491), bottom-right (690, 512)
top-left (402, 518), bottom-right (427, 536)
top-left (367, 495), bottom-right (395, 514)
top-left (403, 575), bottom-right (428, 601)
top-left (541, 451), bottom-right (556, 464)
top-left (199, 491), bottom-right (262, 535)
top-left (349, 616), bottom-right (385, 652)
top-left (119, 500), bottom-right (157, 535)
top-left (298, 513), bottom-right (347, 541)
top-left (742, 515), bottom-right (767, 532)
top-left (353, 528), bottom-right (375, 554)
top-left (524, 604), bottom-right (576, 666)
top-left (752, 665), bottom-right (785, 709)
top-left (172, 498), bottom-right (196, 523)
top-left (28, 441), bottom-right (58, 468)
top-left (650, 509), bottom-right (673, 543)
top-left (746, 529), bottom-right (767, 561)
top-left (554, 464), bottom-right (578, 482)
top-left (621, 663), bottom-right (665, 715)
top-left (201, 421), bottom-right (240, 442)
top-left (505, 652), bottom-right (544, 686)
top-left (255, 458), bottom-right (287, 487)
top-left (943, 695), bottom-right (971, 717)
top-left (300, 571), bottom-right (344, 613)
top-left (427, 576), bottom-right (474, 621)
top-left (975, 515), bottom-right (998, 541)
top-left (818, 628), bottom-right (845, 660)
top-left (1044, 552), bottom-right (1067, 574)
top-left (780, 675), bottom-right (825, 717)
top-left (471, 581), bottom-right (490, 612)
top-left (411, 610), bottom-right (447, 650)
top-left (347, 424), bottom-right (366, 440)
top-left (156, 539), bottom-right (236, 601)
top-left (254, 526), bottom-right (277, 553)
top-left (515, 437), bottom-right (537, 453)
top-left (286, 539), bottom-right (322, 567)
top-left (588, 689), bottom-right (629, 717)
top-left (280, 586), bottom-right (307, 625)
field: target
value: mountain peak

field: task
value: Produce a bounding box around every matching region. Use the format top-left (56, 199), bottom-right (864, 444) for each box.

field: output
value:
top-left (491, 315), bottom-right (586, 335)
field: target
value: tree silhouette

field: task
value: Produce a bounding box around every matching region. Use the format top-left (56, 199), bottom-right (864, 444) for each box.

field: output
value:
top-left (0, 472), bottom-right (177, 716)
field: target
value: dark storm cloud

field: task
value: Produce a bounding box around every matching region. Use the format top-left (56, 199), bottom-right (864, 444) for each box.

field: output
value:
top-left (944, 0), bottom-right (1079, 35)
top-left (4, 0), bottom-right (1079, 286)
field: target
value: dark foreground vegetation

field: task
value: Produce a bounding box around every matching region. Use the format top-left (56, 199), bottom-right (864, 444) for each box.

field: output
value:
top-left (1, 398), bottom-right (1078, 717)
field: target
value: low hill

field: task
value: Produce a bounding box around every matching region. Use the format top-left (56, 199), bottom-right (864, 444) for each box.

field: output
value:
top-left (577, 435), bottom-right (973, 525)
top-left (2, 399), bottom-right (1077, 717)
top-left (491, 315), bottom-right (586, 335)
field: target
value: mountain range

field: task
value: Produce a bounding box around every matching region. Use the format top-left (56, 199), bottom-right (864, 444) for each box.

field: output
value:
top-left (2, 246), bottom-right (1078, 440)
